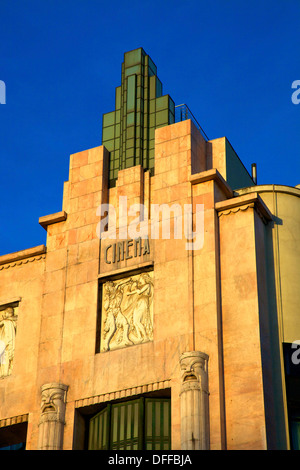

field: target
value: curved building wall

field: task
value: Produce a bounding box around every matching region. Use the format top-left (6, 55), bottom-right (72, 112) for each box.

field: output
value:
top-left (236, 184), bottom-right (300, 449)
top-left (236, 185), bottom-right (300, 344)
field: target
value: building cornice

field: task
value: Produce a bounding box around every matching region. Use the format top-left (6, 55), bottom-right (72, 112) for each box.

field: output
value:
top-left (39, 211), bottom-right (67, 230)
top-left (75, 379), bottom-right (171, 409)
top-left (215, 192), bottom-right (273, 224)
top-left (0, 245), bottom-right (46, 267)
top-left (0, 414), bottom-right (28, 428)
top-left (189, 169), bottom-right (233, 199)
top-left (0, 296), bottom-right (21, 308)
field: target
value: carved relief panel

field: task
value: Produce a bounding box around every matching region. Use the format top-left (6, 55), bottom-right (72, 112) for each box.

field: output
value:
top-left (0, 304), bottom-right (18, 378)
top-left (100, 271), bottom-right (154, 352)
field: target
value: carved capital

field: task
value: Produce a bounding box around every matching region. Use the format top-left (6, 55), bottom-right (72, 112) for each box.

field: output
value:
top-left (39, 383), bottom-right (68, 423)
top-left (38, 383), bottom-right (68, 450)
top-left (180, 351), bottom-right (209, 394)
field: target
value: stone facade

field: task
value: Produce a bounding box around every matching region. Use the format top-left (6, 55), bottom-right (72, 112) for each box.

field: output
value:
top-left (0, 51), bottom-right (300, 451)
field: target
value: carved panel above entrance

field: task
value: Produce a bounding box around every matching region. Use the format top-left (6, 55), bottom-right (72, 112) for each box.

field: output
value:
top-left (100, 271), bottom-right (154, 352)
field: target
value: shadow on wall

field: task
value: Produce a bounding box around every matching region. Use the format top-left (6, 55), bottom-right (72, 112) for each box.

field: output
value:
top-left (261, 217), bottom-right (287, 449)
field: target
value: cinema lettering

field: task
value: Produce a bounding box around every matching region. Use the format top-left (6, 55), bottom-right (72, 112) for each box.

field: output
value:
top-left (104, 237), bottom-right (150, 264)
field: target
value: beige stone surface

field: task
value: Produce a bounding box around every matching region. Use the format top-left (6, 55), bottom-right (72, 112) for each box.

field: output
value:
top-left (0, 121), bottom-right (292, 450)
top-left (218, 206), bottom-right (268, 449)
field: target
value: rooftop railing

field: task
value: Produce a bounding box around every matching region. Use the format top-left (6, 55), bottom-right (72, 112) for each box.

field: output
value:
top-left (175, 104), bottom-right (209, 141)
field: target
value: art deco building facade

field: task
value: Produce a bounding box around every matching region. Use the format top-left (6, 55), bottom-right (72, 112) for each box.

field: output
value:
top-left (0, 48), bottom-right (299, 450)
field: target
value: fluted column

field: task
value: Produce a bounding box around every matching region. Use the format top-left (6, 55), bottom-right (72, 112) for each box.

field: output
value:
top-left (180, 351), bottom-right (209, 450)
top-left (38, 383), bottom-right (68, 450)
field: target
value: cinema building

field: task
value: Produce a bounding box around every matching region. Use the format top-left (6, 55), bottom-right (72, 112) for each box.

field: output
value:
top-left (0, 48), bottom-right (299, 451)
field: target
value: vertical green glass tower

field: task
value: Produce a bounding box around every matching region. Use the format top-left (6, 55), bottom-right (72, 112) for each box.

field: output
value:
top-left (102, 48), bottom-right (175, 187)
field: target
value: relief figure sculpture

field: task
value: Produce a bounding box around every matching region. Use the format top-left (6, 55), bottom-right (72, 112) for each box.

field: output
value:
top-left (100, 272), bottom-right (153, 352)
top-left (126, 272), bottom-right (153, 343)
top-left (0, 306), bottom-right (18, 378)
top-left (102, 281), bottom-right (133, 351)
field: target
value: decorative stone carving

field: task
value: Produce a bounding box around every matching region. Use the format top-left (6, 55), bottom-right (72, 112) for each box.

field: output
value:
top-left (38, 383), bottom-right (68, 450)
top-left (180, 351), bottom-right (210, 450)
top-left (0, 306), bottom-right (18, 378)
top-left (100, 271), bottom-right (153, 352)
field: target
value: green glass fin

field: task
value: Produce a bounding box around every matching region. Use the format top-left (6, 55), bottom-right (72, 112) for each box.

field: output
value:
top-left (102, 48), bottom-right (175, 187)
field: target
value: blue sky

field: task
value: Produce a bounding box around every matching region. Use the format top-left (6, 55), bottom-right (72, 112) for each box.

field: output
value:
top-left (0, 0), bottom-right (299, 256)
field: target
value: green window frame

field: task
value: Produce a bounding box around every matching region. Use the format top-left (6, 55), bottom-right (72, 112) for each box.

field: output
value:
top-left (290, 418), bottom-right (300, 450)
top-left (144, 398), bottom-right (171, 450)
top-left (88, 397), bottom-right (171, 450)
top-left (127, 75), bottom-right (136, 113)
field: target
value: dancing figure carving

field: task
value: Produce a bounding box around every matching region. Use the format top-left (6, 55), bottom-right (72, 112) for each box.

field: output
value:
top-left (100, 272), bottom-right (153, 352)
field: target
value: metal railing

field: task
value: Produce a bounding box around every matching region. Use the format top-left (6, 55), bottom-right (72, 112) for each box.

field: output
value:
top-left (175, 104), bottom-right (209, 141)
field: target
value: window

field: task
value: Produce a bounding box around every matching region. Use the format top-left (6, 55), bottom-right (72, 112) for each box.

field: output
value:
top-left (0, 442), bottom-right (25, 450)
top-left (283, 342), bottom-right (300, 449)
top-left (88, 397), bottom-right (171, 450)
top-left (290, 418), bottom-right (300, 450)
top-left (0, 421), bottom-right (27, 450)
top-left (127, 75), bottom-right (136, 113)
